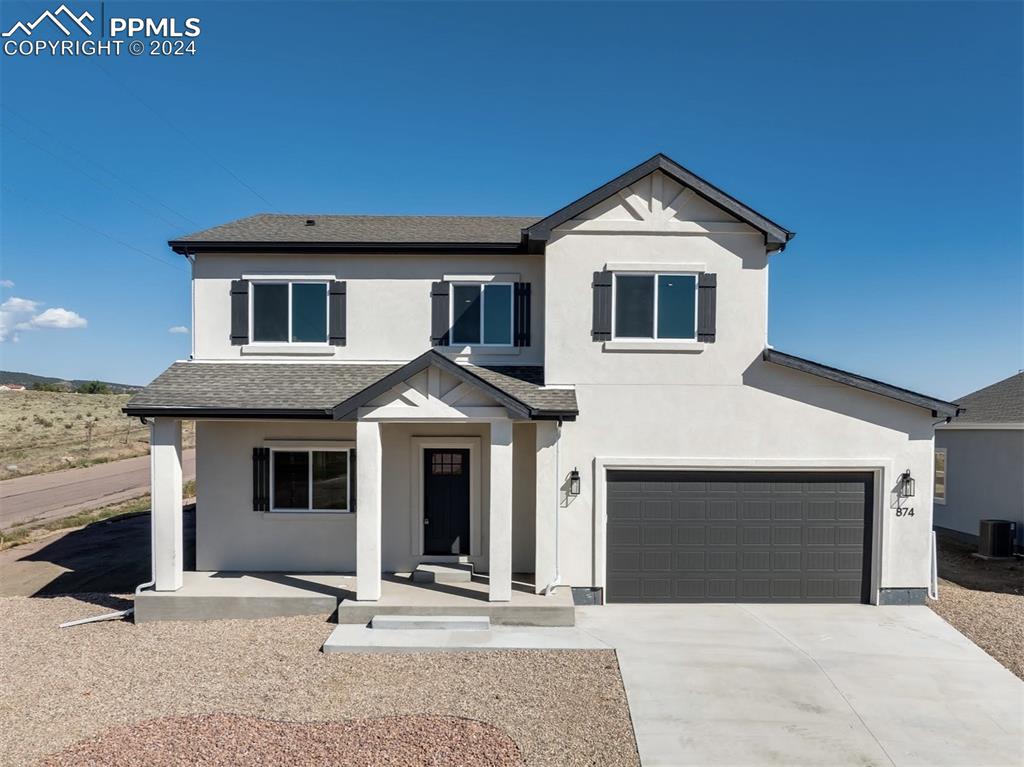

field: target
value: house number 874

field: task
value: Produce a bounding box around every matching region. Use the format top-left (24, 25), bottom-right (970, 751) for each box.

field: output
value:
top-left (895, 507), bottom-right (915, 517)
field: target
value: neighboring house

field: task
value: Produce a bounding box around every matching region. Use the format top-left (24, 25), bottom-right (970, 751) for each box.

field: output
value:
top-left (0, 384), bottom-right (25, 390)
top-left (126, 153), bottom-right (960, 612)
top-left (934, 372), bottom-right (1024, 550)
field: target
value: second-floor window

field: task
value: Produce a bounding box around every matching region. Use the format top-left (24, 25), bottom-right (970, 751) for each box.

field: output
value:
top-left (251, 281), bottom-right (328, 344)
top-left (613, 273), bottom-right (697, 340)
top-left (450, 282), bottom-right (513, 346)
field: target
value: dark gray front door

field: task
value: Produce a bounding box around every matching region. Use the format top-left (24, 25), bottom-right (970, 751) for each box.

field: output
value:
top-left (606, 471), bottom-right (873, 603)
top-left (423, 449), bottom-right (471, 555)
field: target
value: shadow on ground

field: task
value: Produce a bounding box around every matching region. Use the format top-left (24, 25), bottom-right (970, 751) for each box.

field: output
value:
top-left (0, 507), bottom-right (196, 602)
top-left (935, 528), bottom-right (1023, 596)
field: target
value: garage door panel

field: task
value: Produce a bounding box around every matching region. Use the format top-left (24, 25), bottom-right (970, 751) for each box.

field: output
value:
top-left (709, 500), bottom-right (738, 520)
top-left (606, 470), bottom-right (872, 603)
top-left (641, 500), bottom-right (673, 521)
top-left (772, 501), bottom-right (803, 520)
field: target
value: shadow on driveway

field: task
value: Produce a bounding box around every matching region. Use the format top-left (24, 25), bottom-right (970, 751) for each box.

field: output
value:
top-left (0, 507), bottom-right (196, 607)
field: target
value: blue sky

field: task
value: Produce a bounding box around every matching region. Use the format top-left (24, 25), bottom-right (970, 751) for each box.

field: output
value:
top-left (1, 1), bottom-right (1020, 399)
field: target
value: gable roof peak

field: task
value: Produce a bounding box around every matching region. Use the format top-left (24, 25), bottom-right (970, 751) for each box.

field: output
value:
top-left (525, 152), bottom-right (795, 252)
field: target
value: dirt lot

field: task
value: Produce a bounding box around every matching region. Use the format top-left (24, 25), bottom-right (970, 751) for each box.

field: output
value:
top-left (0, 390), bottom-right (195, 480)
top-left (929, 530), bottom-right (1024, 680)
top-left (0, 597), bottom-right (639, 767)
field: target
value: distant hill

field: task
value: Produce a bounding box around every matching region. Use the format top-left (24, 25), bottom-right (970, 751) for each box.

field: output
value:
top-left (0, 370), bottom-right (141, 394)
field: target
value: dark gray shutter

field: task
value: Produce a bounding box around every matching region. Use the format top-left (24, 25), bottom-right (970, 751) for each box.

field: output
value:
top-left (230, 279), bottom-right (249, 346)
top-left (592, 271), bottom-right (613, 341)
top-left (698, 273), bottom-right (717, 343)
top-left (514, 282), bottom-right (531, 347)
top-left (430, 281), bottom-right (450, 346)
top-left (252, 447), bottom-right (270, 511)
top-left (329, 281), bottom-right (347, 346)
top-left (348, 449), bottom-right (357, 513)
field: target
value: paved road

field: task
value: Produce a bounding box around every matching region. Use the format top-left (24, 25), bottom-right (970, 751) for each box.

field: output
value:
top-left (0, 449), bottom-right (196, 529)
top-left (577, 604), bottom-right (1023, 766)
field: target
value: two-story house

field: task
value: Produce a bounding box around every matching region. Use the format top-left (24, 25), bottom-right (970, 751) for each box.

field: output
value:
top-left (125, 154), bottom-right (960, 622)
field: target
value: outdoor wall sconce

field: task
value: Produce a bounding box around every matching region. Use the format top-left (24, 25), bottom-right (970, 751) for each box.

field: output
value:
top-left (897, 469), bottom-right (915, 498)
top-left (568, 468), bottom-right (581, 496)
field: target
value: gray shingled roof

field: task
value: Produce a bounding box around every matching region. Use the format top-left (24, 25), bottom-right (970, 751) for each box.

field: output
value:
top-left (954, 372), bottom-right (1024, 424)
top-left (172, 214), bottom-right (540, 245)
top-left (125, 359), bottom-right (577, 418)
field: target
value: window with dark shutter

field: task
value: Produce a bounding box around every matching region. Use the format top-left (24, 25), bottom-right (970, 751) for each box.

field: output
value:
top-left (697, 273), bottom-right (717, 343)
top-left (592, 271), bottom-right (613, 341)
top-left (514, 282), bottom-right (531, 347)
top-left (230, 280), bottom-right (249, 346)
top-left (252, 446), bottom-right (270, 511)
top-left (329, 281), bottom-right (347, 346)
top-left (430, 281), bottom-right (451, 346)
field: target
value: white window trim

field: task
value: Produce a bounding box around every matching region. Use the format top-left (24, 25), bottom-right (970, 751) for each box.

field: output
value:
top-left (933, 448), bottom-right (947, 505)
top-left (269, 446), bottom-right (352, 513)
top-left (449, 281), bottom-right (514, 347)
top-left (611, 272), bottom-right (699, 342)
top-left (248, 280), bottom-right (330, 345)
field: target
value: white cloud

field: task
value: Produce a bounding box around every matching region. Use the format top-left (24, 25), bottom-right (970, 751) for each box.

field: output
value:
top-left (25, 308), bottom-right (88, 330)
top-left (0, 279), bottom-right (14, 288)
top-left (168, 325), bottom-right (190, 334)
top-left (0, 297), bottom-right (87, 342)
top-left (0, 296), bottom-right (39, 342)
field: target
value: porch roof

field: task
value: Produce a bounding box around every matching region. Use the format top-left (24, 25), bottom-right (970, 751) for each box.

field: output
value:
top-left (123, 353), bottom-right (578, 420)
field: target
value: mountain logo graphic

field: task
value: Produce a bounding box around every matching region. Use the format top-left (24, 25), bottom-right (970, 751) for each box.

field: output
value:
top-left (2, 4), bottom-right (94, 37)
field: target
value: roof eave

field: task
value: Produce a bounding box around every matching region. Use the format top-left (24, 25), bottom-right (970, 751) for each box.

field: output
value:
top-left (168, 240), bottom-right (530, 256)
top-left (122, 406), bottom-right (335, 419)
top-left (762, 349), bottom-right (961, 418)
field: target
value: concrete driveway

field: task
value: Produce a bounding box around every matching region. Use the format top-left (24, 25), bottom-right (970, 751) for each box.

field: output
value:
top-left (577, 604), bottom-right (1023, 767)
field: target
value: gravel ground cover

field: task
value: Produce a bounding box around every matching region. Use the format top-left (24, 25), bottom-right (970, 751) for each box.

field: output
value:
top-left (928, 531), bottom-right (1024, 681)
top-left (0, 596), bottom-right (639, 767)
top-left (38, 713), bottom-right (522, 767)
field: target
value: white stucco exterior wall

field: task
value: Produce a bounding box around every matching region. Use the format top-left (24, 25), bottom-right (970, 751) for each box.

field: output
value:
top-left (191, 253), bottom-right (544, 366)
top-left (539, 171), bottom-right (939, 597)
top-left (195, 419), bottom-right (537, 573)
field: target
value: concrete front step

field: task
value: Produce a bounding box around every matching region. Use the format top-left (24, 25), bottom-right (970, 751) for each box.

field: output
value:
top-left (371, 614), bottom-right (490, 631)
top-left (411, 563), bottom-right (474, 584)
top-left (322, 624), bottom-right (610, 654)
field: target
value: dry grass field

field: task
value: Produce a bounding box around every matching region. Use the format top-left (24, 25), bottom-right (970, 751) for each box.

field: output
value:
top-left (0, 390), bottom-right (195, 480)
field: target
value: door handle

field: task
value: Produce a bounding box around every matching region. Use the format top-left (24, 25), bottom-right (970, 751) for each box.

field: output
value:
top-left (423, 518), bottom-right (430, 525)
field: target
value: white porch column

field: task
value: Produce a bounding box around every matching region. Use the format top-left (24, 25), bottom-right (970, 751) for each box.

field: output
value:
top-left (150, 418), bottom-right (183, 591)
top-left (356, 419), bottom-right (382, 601)
top-left (488, 418), bottom-right (514, 602)
top-left (533, 421), bottom-right (559, 594)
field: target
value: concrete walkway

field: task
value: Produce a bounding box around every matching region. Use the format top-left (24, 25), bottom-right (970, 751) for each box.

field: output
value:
top-left (577, 604), bottom-right (1024, 767)
top-left (0, 449), bottom-right (196, 529)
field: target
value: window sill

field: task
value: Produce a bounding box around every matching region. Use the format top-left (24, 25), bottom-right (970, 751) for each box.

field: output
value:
top-left (440, 345), bottom-right (521, 356)
top-left (603, 340), bottom-right (705, 353)
top-left (263, 510), bottom-right (354, 516)
top-left (241, 344), bottom-right (334, 356)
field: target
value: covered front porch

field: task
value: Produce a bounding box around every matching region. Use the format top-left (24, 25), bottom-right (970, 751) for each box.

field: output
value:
top-left (134, 571), bottom-right (575, 625)
top-left (128, 350), bottom-right (579, 624)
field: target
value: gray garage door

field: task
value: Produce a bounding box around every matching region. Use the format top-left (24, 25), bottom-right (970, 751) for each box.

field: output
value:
top-left (606, 471), bottom-right (873, 603)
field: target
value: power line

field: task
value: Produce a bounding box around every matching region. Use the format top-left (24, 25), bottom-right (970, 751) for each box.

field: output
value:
top-left (2, 121), bottom-right (189, 230)
top-left (90, 60), bottom-right (278, 210)
top-left (2, 184), bottom-right (188, 273)
top-left (1, 104), bottom-right (201, 228)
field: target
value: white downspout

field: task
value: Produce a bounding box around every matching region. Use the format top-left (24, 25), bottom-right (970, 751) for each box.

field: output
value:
top-left (542, 420), bottom-right (562, 595)
top-left (928, 530), bottom-right (939, 600)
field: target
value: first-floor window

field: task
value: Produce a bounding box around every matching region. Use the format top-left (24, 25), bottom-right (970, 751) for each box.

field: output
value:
top-left (251, 281), bottom-right (328, 343)
top-left (613, 273), bottom-right (697, 340)
top-left (272, 448), bottom-right (349, 511)
top-left (450, 282), bottom-right (513, 345)
top-left (934, 448), bottom-right (947, 504)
